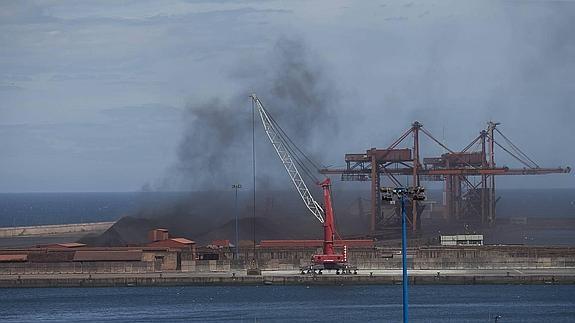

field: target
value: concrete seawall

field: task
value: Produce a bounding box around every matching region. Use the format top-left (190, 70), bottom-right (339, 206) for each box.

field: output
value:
top-left (1, 271), bottom-right (574, 288)
top-left (0, 222), bottom-right (115, 238)
top-left (1, 244), bottom-right (574, 287)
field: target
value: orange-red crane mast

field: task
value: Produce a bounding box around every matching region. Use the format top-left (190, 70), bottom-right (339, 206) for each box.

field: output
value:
top-left (251, 94), bottom-right (353, 274)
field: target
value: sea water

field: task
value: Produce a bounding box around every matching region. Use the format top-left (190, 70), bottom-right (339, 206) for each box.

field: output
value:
top-left (0, 285), bottom-right (574, 322)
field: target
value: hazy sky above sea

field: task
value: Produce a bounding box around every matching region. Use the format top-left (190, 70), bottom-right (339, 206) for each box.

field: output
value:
top-left (1, 0), bottom-right (574, 192)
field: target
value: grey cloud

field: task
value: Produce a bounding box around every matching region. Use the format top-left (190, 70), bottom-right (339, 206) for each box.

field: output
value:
top-left (0, 84), bottom-right (25, 91)
top-left (384, 16), bottom-right (409, 21)
top-left (0, 0), bottom-right (573, 192)
top-left (0, 1), bottom-right (57, 25)
top-left (100, 104), bottom-right (182, 123)
top-left (5, 6), bottom-right (290, 27)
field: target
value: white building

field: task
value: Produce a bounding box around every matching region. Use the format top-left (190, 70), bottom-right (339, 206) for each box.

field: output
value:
top-left (440, 234), bottom-right (484, 246)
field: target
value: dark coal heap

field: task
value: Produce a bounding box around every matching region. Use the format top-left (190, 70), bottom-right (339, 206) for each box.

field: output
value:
top-left (80, 190), bottom-right (370, 246)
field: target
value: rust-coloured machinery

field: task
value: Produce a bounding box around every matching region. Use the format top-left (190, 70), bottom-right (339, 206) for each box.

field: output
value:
top-left (251, 94), bottom-right (356, 275)
top-left (320, 121), bottom-right (571, 235)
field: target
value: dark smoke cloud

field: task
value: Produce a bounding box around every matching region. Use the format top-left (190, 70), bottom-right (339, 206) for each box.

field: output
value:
top-left (174, 98), bottom-right (250, 189)
top-left (266, 37), bottom-right (339, 139)
top-left (156, 37), bottom-right (341, 191)
top-left (104, 36), bottom-right (348, 247)
top-left (108, 36), bottom-right (347, 246)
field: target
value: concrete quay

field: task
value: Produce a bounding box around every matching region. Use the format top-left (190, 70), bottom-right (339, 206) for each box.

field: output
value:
top-left (0, 222), bottom-right (115, 238)
top-left (0, 222), bottom-right (116, 248)
top-left (1, 268), bottom-right (574, 288)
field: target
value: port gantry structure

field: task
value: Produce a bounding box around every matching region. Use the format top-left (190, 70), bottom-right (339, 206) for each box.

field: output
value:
top-left (319, 121), bottom-right (571, 235)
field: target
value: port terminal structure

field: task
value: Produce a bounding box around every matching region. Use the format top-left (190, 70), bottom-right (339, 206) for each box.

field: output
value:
top-left (320, 121), bottom-right (571, 235)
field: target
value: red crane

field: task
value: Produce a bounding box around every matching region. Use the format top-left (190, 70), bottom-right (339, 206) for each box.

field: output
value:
top-left (251, 94), bottom-right (355, 275)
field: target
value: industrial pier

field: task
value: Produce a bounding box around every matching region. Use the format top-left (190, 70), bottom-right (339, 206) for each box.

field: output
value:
top-left (1, 229), bottom-right (575, 287)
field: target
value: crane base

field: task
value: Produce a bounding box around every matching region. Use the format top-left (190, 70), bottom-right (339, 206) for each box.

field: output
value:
top-left (300, 263), bottom-right (358, 276)
top-left (247, 268), bottom-right (262, 275)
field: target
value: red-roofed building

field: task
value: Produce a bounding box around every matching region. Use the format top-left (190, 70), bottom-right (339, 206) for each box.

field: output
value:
top-left (258, 239), bottom-right (374, 248)
top-left (0, 254), bottom-right (27, 262)
top-left (38, 242), bottom-right (86, 249)
top-left (148, 229), bottom-right (169, 242)
top-left (209, 240), bottom-right (233, 249)
top-left (147, 238), bottom-right (196, 251)
top-left (73, 250), bottom-right (142, 262)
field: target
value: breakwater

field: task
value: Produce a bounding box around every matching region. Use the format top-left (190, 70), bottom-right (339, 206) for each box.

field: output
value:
top-left (0, 222), bottom-right (115, 238)
top-left (1, 270), bottom-right (574, 288)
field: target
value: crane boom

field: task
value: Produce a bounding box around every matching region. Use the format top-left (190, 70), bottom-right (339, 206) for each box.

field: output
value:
top-left (251, 94), bottom-right (325, 224)
top-left (251, 94), bottom-right (354, 274)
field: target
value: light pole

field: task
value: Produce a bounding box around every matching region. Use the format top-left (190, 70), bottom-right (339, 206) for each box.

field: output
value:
top-left (232, 184), bottom-right (242, 260)
top-left (381, 186), bottom-right (426, 323)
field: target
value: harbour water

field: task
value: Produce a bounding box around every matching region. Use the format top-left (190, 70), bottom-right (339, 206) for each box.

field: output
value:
top-left (1, 285), bottom-right (574, 322)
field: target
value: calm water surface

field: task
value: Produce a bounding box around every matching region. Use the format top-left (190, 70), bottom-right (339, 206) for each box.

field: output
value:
top-left (0, 285), bottom-right (574, 322)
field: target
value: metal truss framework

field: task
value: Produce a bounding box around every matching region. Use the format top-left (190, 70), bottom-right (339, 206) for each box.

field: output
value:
top-left (320, 121), bottom-right (571, 234)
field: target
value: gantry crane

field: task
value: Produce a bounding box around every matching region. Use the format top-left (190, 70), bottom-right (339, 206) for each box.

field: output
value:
top-left (320, 121), bottom-right (571, 234)
top-left (251, 94), bottom-right (356, 275)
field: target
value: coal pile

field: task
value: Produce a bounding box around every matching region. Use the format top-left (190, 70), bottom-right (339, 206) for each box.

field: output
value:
top-left (80, 190), bottom-right (370, 247)
top-left (80, 216), bottom-right (157, 247)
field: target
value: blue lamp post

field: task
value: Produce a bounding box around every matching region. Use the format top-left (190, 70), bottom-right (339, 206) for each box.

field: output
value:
top-left (381, 186), bottom-right (425, 323)
top-left (400, 193), bottom-right (408, 322)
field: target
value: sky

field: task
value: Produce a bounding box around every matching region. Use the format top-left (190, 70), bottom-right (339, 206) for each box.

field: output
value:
top-left (0, 0), bottom-right (574, 192)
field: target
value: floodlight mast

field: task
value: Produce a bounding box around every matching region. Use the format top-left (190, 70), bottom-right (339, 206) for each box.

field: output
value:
top-left (382, 186), bottom-right (426, 323)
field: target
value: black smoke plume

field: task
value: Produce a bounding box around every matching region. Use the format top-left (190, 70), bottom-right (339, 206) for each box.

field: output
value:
top-left (85, 37), bottom-right (354, 246)
top-left (164, 36), bottom-right (340, 191)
